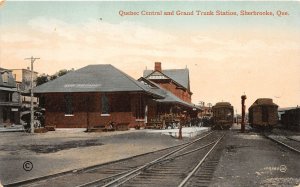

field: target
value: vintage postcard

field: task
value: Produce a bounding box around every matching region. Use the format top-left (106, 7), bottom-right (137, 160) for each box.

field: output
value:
top-left (0, 1), bottom-right (299, 187)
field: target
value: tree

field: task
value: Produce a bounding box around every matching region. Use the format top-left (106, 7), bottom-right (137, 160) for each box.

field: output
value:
top-left (35, 69), bottom-right (74, 86)
top-left (51, 69), bottom-right (74, 80)
top-left (58, 69), bottom-right (68, 77)
top-left (50, 75), bottom-right (57, 80)
top-left (36, 74), bottom-right (49, 86)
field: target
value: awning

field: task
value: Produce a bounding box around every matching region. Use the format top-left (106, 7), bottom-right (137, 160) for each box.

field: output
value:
top-left (0, 87), bottom-right (17, 92)
top-left (0, 102), bottom-right (21, 107)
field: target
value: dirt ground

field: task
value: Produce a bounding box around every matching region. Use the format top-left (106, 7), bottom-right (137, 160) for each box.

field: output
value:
top-left (0, 129), bottom-right (188, 185)
top-left (211, 130), bottom-right (300, 187)
top-left (1, 128), bottom-right (299, 186)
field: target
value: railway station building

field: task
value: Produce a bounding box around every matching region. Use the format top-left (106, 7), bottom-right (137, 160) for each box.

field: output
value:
top-left (34, 64), bottom-right (200, 129)
top-left (34, 64), bottom-right (165, 129)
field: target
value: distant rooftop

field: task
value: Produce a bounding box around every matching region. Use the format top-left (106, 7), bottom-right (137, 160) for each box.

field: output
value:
top-left (278, 106), bottom-right (300, 112)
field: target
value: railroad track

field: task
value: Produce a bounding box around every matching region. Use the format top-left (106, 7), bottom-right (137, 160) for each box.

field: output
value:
top-left (264, 133), bottom-right (300, 154)
top-left (84, 131), bottom-right (225, 187)
top-left (6, 130), bottom-right (226, 187)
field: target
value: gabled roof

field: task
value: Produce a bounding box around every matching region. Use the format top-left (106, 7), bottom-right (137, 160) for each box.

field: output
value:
top-left (0, 68), bottom-right (16, 88)
top-left (138, 77), bottom-right (199, 110)
top-left (34, 65), bottom-right (163, 98)
top-left (143, 68), bottom-right (190, 91)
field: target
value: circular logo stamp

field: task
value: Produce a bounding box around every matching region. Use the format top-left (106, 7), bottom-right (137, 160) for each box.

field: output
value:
top-left (279, 165), bottom-right (287, 173)
top-left (23, 161), bottom-right (33, 172)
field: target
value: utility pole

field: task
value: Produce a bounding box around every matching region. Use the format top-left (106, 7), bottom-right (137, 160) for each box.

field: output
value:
top-left (25, 56), bottom-right (40, 133)
top-left (235, 109), bottom-right (238, 124)
top-left (86, 96), bottom-right (90, 132)
top-left (241, 95), bottom-right (247, 133)
top-left (207, 103), bottom-right (212, 118)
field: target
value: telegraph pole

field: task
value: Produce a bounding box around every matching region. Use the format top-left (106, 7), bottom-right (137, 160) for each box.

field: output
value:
top-left (241, 95), bottom-right (247, 133)
top-left (25, 56), bottom-right (40, 133)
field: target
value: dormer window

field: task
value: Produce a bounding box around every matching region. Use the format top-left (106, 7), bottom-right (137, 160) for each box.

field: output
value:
top-left (2, 72), bottom-right (9, 83)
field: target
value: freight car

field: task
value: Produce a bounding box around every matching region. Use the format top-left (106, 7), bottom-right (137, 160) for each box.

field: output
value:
top-left (248, 98), bottom-right (278, 130)
top-left (212, 102), bottom-right (234, 130)
top-left (281, 107), bottom-right (300, 130)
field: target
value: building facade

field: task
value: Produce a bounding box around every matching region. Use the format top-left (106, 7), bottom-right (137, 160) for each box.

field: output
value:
top-left (139, 77), bottom-right (198, 120)
top-left (34, 65), bottom-right (163, 128)
top-left (0, 68), bottom-right (21, 126)
top-left (12, 68), bottom-right (38, 90)
top-left (140, 62), bottom-right (200, 127)
top-left (197, 106), bottom-right (213, 118)
top-left (143, 62), bottom-right (192, 103)
top-left (11, 68), bottom-right (39, 108)
top-left (35, 64), bottom-right (200, 129)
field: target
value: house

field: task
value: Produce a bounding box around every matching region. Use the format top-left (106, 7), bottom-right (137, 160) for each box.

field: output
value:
top-left (197, 106), bottom-right (213, 118)
top-left (12, 68), bottom-right (38, 90)
top-left (0, 68), bottom-right (21, 126)
top-left (34, 65), bottom-right (163, 129)
top-left (11, 68), bottom-right (39, 108)
top-left (143, 62), bottom-right (192, 103)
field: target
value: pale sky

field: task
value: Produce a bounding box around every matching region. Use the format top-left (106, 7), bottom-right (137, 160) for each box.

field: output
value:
top-left (1, 1), bottom-right (300, 113)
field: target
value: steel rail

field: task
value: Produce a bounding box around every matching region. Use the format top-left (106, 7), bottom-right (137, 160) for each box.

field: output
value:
top-left (76, 140), bottom-right (217, 187)
top-left (178, 133), bottom-right (225, 187)
top-left (100, 131), bottom-right (214, 187)
top-left (159, 141), bottom-right (217, 163)
top-left (285, 136), bottom-right (300, 143)
top-left (264, 134), bottom-right (300, 154)
top-left (270, 131), bottom-right (300, 143)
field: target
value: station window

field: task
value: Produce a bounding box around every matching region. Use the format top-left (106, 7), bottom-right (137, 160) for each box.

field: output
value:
top-left (101, 93), bottom-right (110, 115)
top-left (64, 94), bottom-right (73, 115)
top-left (135, 95), bottom-right (145, 119)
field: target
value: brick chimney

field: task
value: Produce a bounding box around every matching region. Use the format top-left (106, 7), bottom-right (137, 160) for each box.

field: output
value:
top-left (154, 62), bottom-right (162, 72)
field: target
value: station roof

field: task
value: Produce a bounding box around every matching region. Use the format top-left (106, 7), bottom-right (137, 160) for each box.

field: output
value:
top-left (34, 64), bottom-right (163, 98)
top-left (143, 68), bottom-right (190, 91)
top-left (138, 77), bottom-right (200, 110)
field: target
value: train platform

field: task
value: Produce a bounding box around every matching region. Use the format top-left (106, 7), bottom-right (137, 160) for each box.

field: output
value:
top-left (0, 125), bottom-right (24, 132)
top-left (147, 126), bottom-right (210, 138)
top-left (230, 123), bottom-right (252, 131)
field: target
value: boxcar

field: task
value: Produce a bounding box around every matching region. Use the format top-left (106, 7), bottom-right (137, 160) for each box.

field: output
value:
top-left (212, 102), bottom-right (234, 130)
top-left (281, 108), bottom-right (300, 130)
top-left (248, 98), bottom-right (278, 130)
